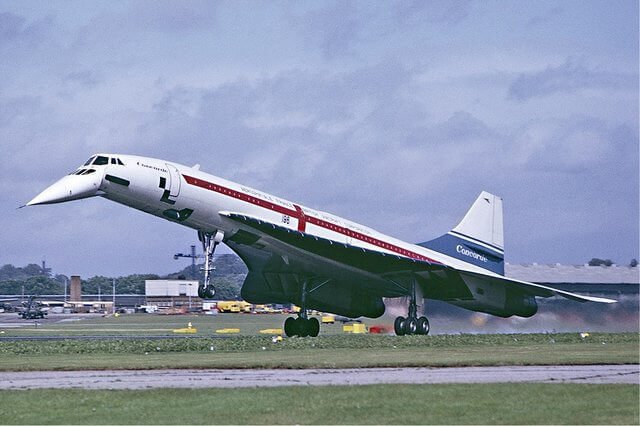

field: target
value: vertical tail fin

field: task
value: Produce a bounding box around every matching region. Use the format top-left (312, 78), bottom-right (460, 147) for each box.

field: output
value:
top-left (418, 191), bottom-right (505, 275)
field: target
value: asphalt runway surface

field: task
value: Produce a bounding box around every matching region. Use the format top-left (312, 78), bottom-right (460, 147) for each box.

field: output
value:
top-left (1, 365), bottom-right (637, 389)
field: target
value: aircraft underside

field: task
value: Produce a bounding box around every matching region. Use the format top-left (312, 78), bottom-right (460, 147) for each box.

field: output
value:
top-left (197, 220), bottom-right (540, 337)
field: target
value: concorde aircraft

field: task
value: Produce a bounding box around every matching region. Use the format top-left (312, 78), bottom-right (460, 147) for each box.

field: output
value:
top-left (26, 154), bottom-right (615, 337)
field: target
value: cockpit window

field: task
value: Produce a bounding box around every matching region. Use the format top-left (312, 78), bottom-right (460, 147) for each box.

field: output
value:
top-left (93, 156), bottom-right (109, 165)
top-left (117, 158), bottom-right (124, 165)
top-left (83, 156), bottom-right (96, 166)
top-left (111, 158), bottom-right (117, 164)
top-left (72, 168), bottom-right (97, 175)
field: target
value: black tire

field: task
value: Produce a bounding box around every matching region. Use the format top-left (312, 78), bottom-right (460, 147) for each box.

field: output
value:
top-left (308, 317), bottom-right (320, 337)
top-left (204, 287), bottom-right (215, 299)
top-left (284, 317), bottom-right (297, 337)
top-left (417, 317), bottom-right (430, 335)
top-left (394, 316), bottom-right (406, 336)
top-left (404, 317), bottom-right (417, 335)
top-left (197, 286), bottom-right (206, 299)
top-left (296, 317), bottom-right (308, 337)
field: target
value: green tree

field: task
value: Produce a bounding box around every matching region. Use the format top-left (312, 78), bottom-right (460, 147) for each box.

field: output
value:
top-left (588, 258), bottom-right (613, 266)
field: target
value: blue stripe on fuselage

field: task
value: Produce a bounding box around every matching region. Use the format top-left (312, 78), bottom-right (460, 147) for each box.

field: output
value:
top-left (417, 233), bottom-right (505, 275)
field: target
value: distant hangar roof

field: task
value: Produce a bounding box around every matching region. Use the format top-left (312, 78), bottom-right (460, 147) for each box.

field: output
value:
top-left (505, 264), bottom-right (639, 284)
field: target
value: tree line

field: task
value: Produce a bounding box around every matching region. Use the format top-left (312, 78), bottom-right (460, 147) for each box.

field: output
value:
top-left (0, 254), bottom-right (248, 300)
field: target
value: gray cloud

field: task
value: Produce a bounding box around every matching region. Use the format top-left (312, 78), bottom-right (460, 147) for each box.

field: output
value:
top-left (509, 59), bottom-right (637, 101)
top-left (526, 6), bottom-right (563, 27)
top-left (0, 11), bottom-right (50, 48)
top-left (128, 0), bottom-right (218, 33)
top-left (1, 2), bottom-right (637, 277)
top-left (63, 70), bottom-right (101, 88)
top-left (297, 2), bottom-right (364, 59)
top-left (390, 0), bottom-right (473, 26)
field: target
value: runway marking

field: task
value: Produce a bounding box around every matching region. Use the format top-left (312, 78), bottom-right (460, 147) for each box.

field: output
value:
top-left (0, 365), bottom-right (637, 389)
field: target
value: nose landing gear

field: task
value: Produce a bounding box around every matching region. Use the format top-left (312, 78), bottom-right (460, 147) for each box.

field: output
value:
top-left (394, 281), bottom-right (430, 336)
top-left (197, 230), bottom-right (224, 299)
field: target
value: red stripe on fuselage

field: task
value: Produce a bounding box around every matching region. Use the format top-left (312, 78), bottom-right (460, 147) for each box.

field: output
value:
top-left (182, 174), bottom-right (441, 264)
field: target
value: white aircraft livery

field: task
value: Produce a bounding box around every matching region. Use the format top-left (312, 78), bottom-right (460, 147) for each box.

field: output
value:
top-left (27, 154), bottom-right (615, 337)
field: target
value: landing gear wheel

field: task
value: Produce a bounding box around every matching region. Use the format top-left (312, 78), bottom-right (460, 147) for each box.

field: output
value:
top-left (394, 316), bottom-right (406, 336)
top-left (284, 317), bottom-right (296, 337)
top-left (198, 285), bottom-right (214, 299)
top-left (404, 317), bottom-right (417, 335)
top-left (307, 317), bottom-right (320, 337)
top-left (417, 316), bottom-right (430, 335)
top-left (295, 317), bottom-right (308, 337)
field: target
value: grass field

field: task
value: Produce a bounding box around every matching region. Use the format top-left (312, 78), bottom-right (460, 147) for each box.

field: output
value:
top-left (2, 315), bottom-right (637, 425)
top-left (1, 384), bottom-right (637, 424)
top-left (0, 313), bottom-right (352, 336)
top-left (1, 314), bottom-right (637, 370)
top-left (0, 332), bottom-right (637, 371)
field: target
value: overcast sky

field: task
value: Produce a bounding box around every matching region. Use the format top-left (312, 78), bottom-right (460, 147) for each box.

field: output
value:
top-left (1, 1), bottom-right (638, 278)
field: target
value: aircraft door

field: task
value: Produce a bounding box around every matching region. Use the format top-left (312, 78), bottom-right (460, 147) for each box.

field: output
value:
top-left (166, 164), bottom-right (181, 197)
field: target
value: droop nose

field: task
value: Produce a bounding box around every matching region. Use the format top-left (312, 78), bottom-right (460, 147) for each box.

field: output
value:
top-left (27, 173), bottom-right (102, 206)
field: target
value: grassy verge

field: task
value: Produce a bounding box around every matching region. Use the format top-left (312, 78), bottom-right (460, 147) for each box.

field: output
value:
top-left (2, 332), bottom-right (637, 355)
top-left (0, 384), bottom-right (637, 424)
top-left (0, 333), bottom-right (637, 371)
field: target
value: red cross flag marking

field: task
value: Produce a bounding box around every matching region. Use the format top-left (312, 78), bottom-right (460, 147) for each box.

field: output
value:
top-left (293, 204), bottom-right (307, 232)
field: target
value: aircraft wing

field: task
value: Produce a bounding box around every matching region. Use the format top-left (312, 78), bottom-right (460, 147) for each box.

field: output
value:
top-left (221, 212), bottom-right (447, 276)
top-left (458, 270), bottom-right (616, 303)
top-left (221, 212), bottom-right (616, 304)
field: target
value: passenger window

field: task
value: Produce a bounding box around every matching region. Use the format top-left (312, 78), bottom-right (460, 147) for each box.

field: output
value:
top-left (111, 158), bottom-right (117, 164)
top-left (93, 156), bottom-right (109, 165)
top-left (83, 156), bottom-right (96, 166)
top-left (117, 158), bottom-right (124, 165)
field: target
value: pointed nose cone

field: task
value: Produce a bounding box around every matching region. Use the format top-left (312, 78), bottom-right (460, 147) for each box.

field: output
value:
top-left (27, 174), bottom-right (102, 206)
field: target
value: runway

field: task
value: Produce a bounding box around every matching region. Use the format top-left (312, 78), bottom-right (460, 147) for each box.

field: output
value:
top-left (1, 365), bottom-right (637, 389)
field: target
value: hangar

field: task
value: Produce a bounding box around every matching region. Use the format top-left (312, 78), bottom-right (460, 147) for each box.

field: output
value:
top-left (144, 280), bottom-right (200, 310)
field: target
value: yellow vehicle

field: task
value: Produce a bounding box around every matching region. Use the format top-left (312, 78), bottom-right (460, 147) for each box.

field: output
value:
top-left (291, 305), bottom-right (301, 313)
top-left (237, 301), bottom-right (252, 313)
top-left (216, 301), bottom-right (240, 313)
top-left (253, 304), bottom-right (275, 314)
top-left (321, 315), bottom-right (335, 324)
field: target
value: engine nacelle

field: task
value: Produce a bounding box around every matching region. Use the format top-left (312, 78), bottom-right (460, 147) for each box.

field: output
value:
top-left (451, 278), bottom-right (539, 318)
top-left (241, 272), bottom-right (385, 318)
top-left (503, 289), bottom-right (538, 318)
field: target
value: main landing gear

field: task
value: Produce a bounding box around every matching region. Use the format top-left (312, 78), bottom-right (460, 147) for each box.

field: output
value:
top-left (394, 282), bottom-right (430, 336)
top-left (284, 279), bottom-right (320, 337)
top-left (284, 313), bottom-right (320, 338)
top-left (197, 230), bottom-right (224, 299)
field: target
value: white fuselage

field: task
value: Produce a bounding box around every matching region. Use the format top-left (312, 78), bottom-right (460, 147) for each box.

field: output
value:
top-left (83, 154), bottom-right (493, 276)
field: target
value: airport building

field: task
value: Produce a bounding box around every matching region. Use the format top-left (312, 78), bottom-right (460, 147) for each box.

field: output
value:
top-left (144, 279), bottom-right (201, 311)
top-left (504, 263), bottom-right (638, 295)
